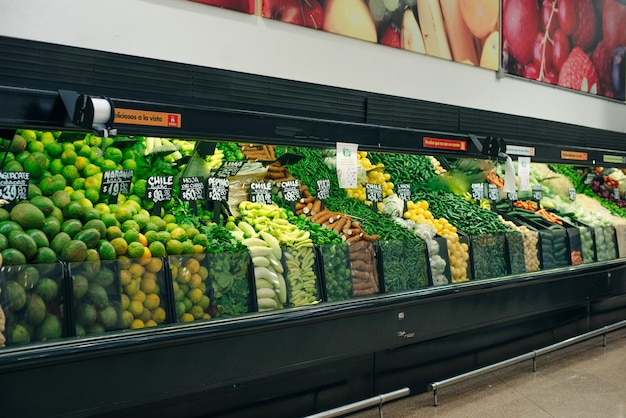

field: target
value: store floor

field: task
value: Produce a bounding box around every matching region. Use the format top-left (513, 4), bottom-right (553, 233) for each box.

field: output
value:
top-left (348, 328), bottom-right (626, 418)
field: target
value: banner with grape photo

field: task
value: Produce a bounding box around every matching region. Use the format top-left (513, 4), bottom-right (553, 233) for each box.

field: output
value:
top-left (192, 0), bottom-right (254, 13)
top-left (260, 0), bottom-right (500, 70)
top-left (503, 0), bottom-right (626, 100)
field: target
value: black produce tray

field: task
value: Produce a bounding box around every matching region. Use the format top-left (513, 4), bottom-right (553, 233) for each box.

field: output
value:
top-left (505, 230), bottom-right (526, 275)
top-left (318, 242), bottom-right (352, 303)
top-left (205, 251), bottom-right (254, 318)
top-left (283, 246), bottom-right (323, 308)
top-left (378, 238), bottom-right (430, 293)
top-left (0, 262), bottom-right (68, 347)
top-left (469, 233), bottom-right (507, 280)
top-left (432, 235), bottom-right (452, 286)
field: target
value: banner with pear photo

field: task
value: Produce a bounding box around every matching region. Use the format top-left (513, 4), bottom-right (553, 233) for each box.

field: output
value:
top-left (192, 0), bottom-right (500, 70)
top-left (502, 0), bottom-right (625, 101)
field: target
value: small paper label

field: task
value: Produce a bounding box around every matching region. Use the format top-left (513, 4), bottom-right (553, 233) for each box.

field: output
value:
top-left (336, 142), bottom-right (358, 189)
top-left (614, 188), bottom-right (621, 201)
top-left (568, 187), bottom-right (576, 201)
top-left (518, 157), bottom-right (531, 191)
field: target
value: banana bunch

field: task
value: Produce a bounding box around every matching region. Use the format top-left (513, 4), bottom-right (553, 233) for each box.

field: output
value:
top-left (284, 247), bottom-right (319, 307)
top-left (205, 147), bottom-right (225, 171)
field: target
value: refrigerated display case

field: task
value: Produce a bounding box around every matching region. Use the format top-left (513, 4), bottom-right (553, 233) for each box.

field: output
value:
top-left (1, 36), bottom-right (626, 418)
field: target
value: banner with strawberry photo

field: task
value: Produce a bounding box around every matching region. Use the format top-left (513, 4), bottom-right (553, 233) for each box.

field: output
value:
top-left (503, 0), bottom-right (626, 100)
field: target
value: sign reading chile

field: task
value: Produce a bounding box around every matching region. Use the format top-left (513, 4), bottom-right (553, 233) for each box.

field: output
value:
top-left (423, 137), bottom-right (468, 152)
top-left (114, 108), bottom-right (181, 128)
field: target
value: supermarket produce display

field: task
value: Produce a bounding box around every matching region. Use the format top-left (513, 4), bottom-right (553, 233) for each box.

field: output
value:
top-left (1, 130), bottom-right (626, 348)
top-left (2, 127), bottom-right (626, 417)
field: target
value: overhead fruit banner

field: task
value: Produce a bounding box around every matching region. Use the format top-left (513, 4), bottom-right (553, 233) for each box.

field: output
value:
top-left (192, 0), bottom-right (254, 13)
top-left (192, 0), bottom-right (501, 70)
top-left (502, 0), bottom-right (626, 100)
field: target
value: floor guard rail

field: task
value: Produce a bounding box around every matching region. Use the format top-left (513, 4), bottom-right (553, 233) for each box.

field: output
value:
top-left (304, 387), bottom-right (410, 418)
top-left (427, 319), bottom-right (626, 406)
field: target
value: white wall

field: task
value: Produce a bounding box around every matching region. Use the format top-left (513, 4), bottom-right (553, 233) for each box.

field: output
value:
top-left (1, 0), bottom-right (624, 136)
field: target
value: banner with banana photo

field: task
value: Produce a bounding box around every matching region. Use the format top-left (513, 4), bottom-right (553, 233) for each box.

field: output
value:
top-left (193, 0), bottom-right (500, 70)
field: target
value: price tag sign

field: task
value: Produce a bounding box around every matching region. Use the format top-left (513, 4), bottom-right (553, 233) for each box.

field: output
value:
top-left (568, 187), bottom-right (576, 201)
top-left (507, 191), bottom-right (518, 202)
top-left (249, 182), bottom-right (273, 205)
top-left (214, 161), bottom-right (244, 178)
top-left (366, 183), bottom-right (383, 213)
top-left (488, 184), bottom-right (499, 201)
top-left (584, 173), bottom-right (595, 185)
top-left (614, 188), bottom-right (621, 201)
top-left (396, 183), bottom-right (412, 202)
top-left (532, 185), bottom-right (543, 201)
top-left (281, 179), bottom-right (301, 202)
top-left (146, 175), bottom-right (174, 215)
top-left (471, 183), bottom-right (484, 200)
top-left (146, 176), bottom-right (173, 203)
top-left (101, 170), bottom-right (133, 204)
top-left (179, 177), bottom-right (205, 215)
top-left (0, 171), bottom-right (29, 203)
top-left (207, 177), bottom-right (229, 202)
top-left (316, 179), bottom-right (330, 201)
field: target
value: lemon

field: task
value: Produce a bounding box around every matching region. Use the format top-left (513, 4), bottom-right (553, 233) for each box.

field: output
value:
top-left (106, 225), bottom-right (123, 240)
top-left (132, 290), bottom-right (147, 303)
top-left (120, 269), bottom-right (132, 286)
top-left (180, 313), bottom-right (194, 322)
top-left (144, 319), bottom-right (158, 328)
top-left (121, 294), bottom-right (130, 310)
top-left (151, 307), bottom-right (166, 324)
top-left (84, 175), bottom-right (101, 189)
top-left (128, 300), bottom-right (144, 317)
top-left (128, 262), bottom-right (144, 279)
top-left (118, 255), bottom-right (132, 270)
top-left (144, 293), bottom-right (160, 310)
top-left (115, 205), bottom-right (135, 223)
top-left (130, 319), bottom-right (145, 329)
top-left (198, 266), bottom-right (209, 280)
top-left (141, 277), bottom-right (157, 294)
top-left (198, 295), bottom-right (211, 310)
top-left (189, 273), bottom-right (202, 289)
top-left (190, 305), bottom-right (205, 320)
top-left (184, 257), bottom-right (200, 274)
top-left (138, 233), bottom-right (148, 247)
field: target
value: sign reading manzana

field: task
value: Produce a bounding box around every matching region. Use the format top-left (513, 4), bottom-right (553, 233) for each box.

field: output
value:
top-left (192, 0), bottom-right (501, 70)
top-left (503, 0), bottom-right (625, 100)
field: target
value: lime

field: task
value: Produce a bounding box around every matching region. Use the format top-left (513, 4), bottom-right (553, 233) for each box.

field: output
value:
top-left (100, 214), bottom-right (118, 228)
top-left (104, 147), bottom-right (123, 164)
top-left (20, 129), bottom-right (37, 142)
top-left (45, 141), bottom-right (63, 158)
top-left (78, 197), bottom-right (93, 210)
top-left (27, 140), bottom-right (44, 153)
top-left (110, 237), bottom-right (128, 256)
top-left (83, 164), bottom-right (101, 177)
top-left (123, 228), bottom-right (140, 244)
top-left (49, 158), bottom-right (65, 174)
top-left (95, 203), bottom-right (111, 215)
top-left (61, 164), bottom-right (80, 183)
top-left (166, 239), bottom-right (183, 255)
top-left (182, 240), bottom-right (195, 255)
top-left (72, 177), bottom-right (86, 191)
top-left (157, 230), bottom-right (171, 244)
top-left (70, 190), bottom-right (85, 202)
top-left (60, 150), bottom-right (77, 165)
top-left (106, 225), bottom-right (123, 240)
top-left (84, 187), bottom-right (100, 204)
top-left (121, 219), bottom-right (140, 233)
top-left (122, 159), bottom-right (137, 171)
top-left (128, 241), bottom-right (145, 258)
top-left (148, 240), bottom-right (166, 257)
top-left (84, 175), bottom-right (101, 189)
top-left (78, 144), bottom-right (91, 158)
top-left (75, 156), bottom-right (89, 171)
top-left (61, 142), bottom-right (75, 152)
top-left (63, 201), bottom-right (83, 220)
top-left (97, 240), bottom-right (117, 261)
top-left (101, 159), bottom-right (117, 171)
